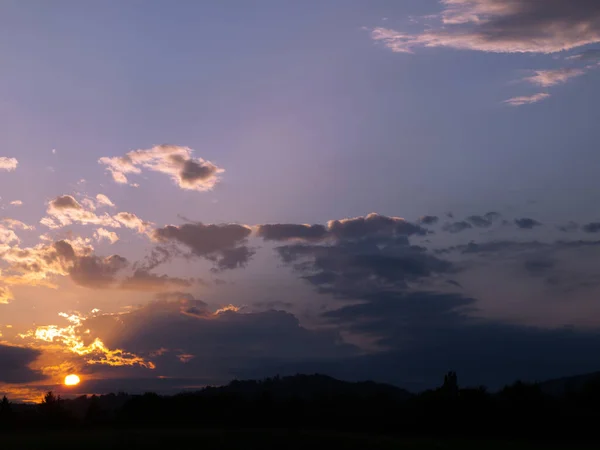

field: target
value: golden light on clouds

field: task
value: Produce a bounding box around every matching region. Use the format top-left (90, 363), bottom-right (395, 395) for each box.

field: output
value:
top-left (20, 311), bottom-right (155, 370)
top-left (64, 374), bottom-right (80, 386)
top-left (214, 304), bottom-right (241, 315)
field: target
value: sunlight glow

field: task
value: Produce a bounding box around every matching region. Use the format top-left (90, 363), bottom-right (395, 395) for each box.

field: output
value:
top-left (64, 374), bottom-right (80, 386)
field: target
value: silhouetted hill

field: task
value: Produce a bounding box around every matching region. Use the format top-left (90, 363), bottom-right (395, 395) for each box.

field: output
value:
top-left (539, 371), bottom-right (600, 396)
top-left (202, 373), bottom-right (412, 401)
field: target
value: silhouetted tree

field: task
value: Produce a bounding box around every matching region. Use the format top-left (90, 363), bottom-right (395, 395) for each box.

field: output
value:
top-left (0, 395), bottom-right (14, 428)
top-left (442, 371), bottom-right (459, 396)
top-left (38, 391), bottom-right (71, 427)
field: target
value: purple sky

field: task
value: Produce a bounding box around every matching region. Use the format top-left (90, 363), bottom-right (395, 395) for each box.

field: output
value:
top-left (2, 0), bottom-right (600, 401)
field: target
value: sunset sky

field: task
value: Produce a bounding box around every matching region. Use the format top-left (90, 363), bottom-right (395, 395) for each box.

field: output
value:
top-left (2, 0), bottom-right (600, 402)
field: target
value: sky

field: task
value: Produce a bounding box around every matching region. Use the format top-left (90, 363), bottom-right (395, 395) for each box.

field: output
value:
top-left (2, 0), bottom-right (600, 402)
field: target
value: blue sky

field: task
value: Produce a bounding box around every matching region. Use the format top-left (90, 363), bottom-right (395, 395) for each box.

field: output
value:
top-left (2, 0), bottom-right (600, 401)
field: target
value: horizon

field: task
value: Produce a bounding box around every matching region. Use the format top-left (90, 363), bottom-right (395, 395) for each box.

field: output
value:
top-left (3, 0), bottom-right (600, 404)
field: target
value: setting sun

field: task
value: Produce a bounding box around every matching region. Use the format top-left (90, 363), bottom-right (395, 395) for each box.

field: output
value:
top-left (64, 374), bottom-right (81, 386)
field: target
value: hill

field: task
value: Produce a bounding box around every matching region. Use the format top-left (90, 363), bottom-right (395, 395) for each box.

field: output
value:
top-left (201, 373), bottom-right (412, 401)
top-left (539, 371), bottom-right (600, 397)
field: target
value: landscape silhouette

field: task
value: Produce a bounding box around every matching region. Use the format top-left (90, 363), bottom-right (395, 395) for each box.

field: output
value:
top-left (3, 371), bottom-right (600, 448)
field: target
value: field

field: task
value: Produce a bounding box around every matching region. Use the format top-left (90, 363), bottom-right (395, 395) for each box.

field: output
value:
top-left (1, 429), bottom-right (596, 450)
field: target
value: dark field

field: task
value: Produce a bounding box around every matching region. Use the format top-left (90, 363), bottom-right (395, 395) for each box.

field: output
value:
top-left (1, 429), bottom-right (596, 450)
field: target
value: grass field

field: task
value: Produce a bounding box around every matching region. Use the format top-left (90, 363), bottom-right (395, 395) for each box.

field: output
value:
top-left (1, 429), bottom-right (596, 449)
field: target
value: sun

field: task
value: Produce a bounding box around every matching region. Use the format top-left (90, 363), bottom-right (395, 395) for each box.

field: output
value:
top-left (64, 374), bottom-right (81, 386)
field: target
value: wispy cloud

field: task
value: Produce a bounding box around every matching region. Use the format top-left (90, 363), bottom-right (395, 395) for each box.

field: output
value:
top-left (503, 93), bottom-right (550, 106)
top-left (371, 1), bottom-right (600, 54)
top-left (567, 48), bottom-right (600, 61)
top-left (524, 68), bottom-right (586, 87)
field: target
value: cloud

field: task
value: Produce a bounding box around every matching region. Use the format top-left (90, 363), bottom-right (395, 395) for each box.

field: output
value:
top-left (80, 296), bottom-right (356, 382)
top-left (524, 68), bottom-right (586, 87)
top-left (443, 220), bottom-right (473, 233)
top-left (582, 222), bottom-right (600, 233)
top-left (315, 293), bottom-right (600, 390)
top-left (275, 235), bottom-right (452, 298)
top-left (567, 48), bottom-right (600, 61)
top-left (515, 217), bottom-right (542, 229)
top-left (0, 239), bottom-right (123, 289)
top-left (152, 222), bottom-right (253, 270)
top-left (19, 311), bottom-right (155, 373)
top-left (40, 195), bottom-right (151, 236)
top-left (114, 212), bottom-right (152, 234)
top-left (523, 258), bottom-right (555, 276)
top-left (41, 195), bottom-right (120, 229)
top-left (0, 227), bottom-right (20, 245)
top-left (0, 240), bottom-right (79, 285)
top-left (119, 270), bottom-right (194, 292)
top-left (257, 224), bottom-right (329, 242)
top-left (327, 213), bottom-right (427, 239)
top-left (99, 145), bottom-right (224, 191)
top-left (418, 215), bottom-right (439, 226)
top-left (15, 295), bottom-right (356, 390)
top-left (371, 1), bottom-right (600, 54)
top-left (257, 214), bottom-right (427, 243)
top-left (0, 157), bottom-right (18, 171)
top-left (9, 200), bottom-right (22, 206)
top-left (467, 215), bottom-right (492, 228)
top-left (94, 228), bottom-right (119, 244)
top-left (558, 221), bottom-right (579, 232)
top-left (2, 218), bottom-right (34, 231)
top-left (96, 194), bottom-right (115, 208)
top-left (0, 344), bottom-right (44, 383)
top-left (504, 93), bottom-right (550, 106)
top-left (0, 286), bottom-right (13, 304)
top-left (483, 212), bottom-right (501, 221)
top-left (69, 254), bottom-right (128, 289)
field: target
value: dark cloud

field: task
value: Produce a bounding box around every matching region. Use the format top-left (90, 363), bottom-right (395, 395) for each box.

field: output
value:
top-left (446, 280), bottom-right (462, 288)
top-left (483, 212), bottom-right (502, 222)
top-left (523, 258), bottom-right (555, 276)
top-left (467, 215), bottom-right (493, 228)
top-left (418, 215), bottom-right (439, 226)
top-left (119, 270), bottom-right (194, 291)
top-left (213, 246), bottom-right (255, 271)
top-left (253, 300), bottom-right (294, 311)
top-left (51, 195), bottom-right (82, 210)
top-left (558, 221), bottom-right (579, 232)
top-left (582, 222), bottom-right (600, 233)
top-left (80, 296), bottom-right (356, 385)
top-left (443, 221), bottom-right (473, 233)
top-left (69, 254), bottom-right (128, 289)
top-left (515, 218), bottom-right (542, 229)
top-left (134, 246), bottom-right (176, 272)
top-left (327, 213), bottom-right (427, 240)
top-left (454, 240), bottom-right (545, 255)
top-left (0, 344), bottom-right (44, 384)
top-left (256, 224), bottom-right (329, 242)
top-left (308, 290), bottom-right (600, 391)
top-left (276, 239), bottom-right (453, 299)
top-left (257, 214), bottom-right (427, 245)
top-left (152, 222), bottom-right (253, 270)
